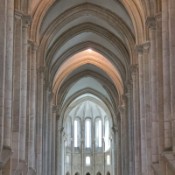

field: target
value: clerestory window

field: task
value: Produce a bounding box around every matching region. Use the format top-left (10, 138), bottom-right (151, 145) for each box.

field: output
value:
top-left (85, 119), bottom-right (91, 148)
top-left (95, 118), bottom-right (102, 147)
top-left (74, 118), bottom-right (80, 147)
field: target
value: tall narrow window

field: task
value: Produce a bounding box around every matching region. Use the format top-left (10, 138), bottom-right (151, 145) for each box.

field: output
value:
top-left (106, 155), bottom-right (110, 165)
top-left (74, 119), bottom-right (80, 147)
top-left (86, 156), bottom-right (91, 166)
top-left (105, 119), bottom-right (110, 151)
top-left (85, 119), bottom-right (91, 148)
top-left (95, 118), bottom-right (102, 147)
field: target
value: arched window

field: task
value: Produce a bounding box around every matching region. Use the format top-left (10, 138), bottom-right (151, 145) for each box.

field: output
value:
top-left (86, 173), bottom-right (90, 175)
top-left (107, 172), bottom-right (110, 175)
top-left (66, 172), bottom-right (70, 175)
top-left (74, 118), bottom-right (81, 147)
top-left (75, 172), bottom-right (79, 175)
top-left (106, 155), bottom-right (111, 165)
top-left (85, 119), bottom-right (91, 148)
top-left (85, 156), bottom-right (91, 166)
top-left (105, 119), bottom-right (110, 151)
top-left (97, 172), bottom-right (101, 175)
top-left (95, 118), bottom-right (102, 147)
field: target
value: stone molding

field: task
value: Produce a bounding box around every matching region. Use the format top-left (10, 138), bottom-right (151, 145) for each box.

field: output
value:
top-left (45, 22), bottom-right (129, 66)
top-left (52, 105), bottom-right (60, 115)
top-left (118, 105), bottom-right (126, 114)
top-left (14, 11), bottom-right (32, 28)
top-left (28, 40), bottom-right (38, 51)
top-left (22, 15), bottom-right (32, 27)
top-left (130, 64), bottom-right (138, 75)
top-left (146, 16), bottom-right (156, 30)
top-left (135, 41), bottom-right (150, 55)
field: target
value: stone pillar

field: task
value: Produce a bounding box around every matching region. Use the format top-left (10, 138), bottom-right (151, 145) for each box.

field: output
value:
top-left (28, 40), bottom-right (37, 172)
top-left (48, 92), bottom-right (53, 175)
top-left (146, 17), bottom-right (159, 163)
top-left (19, 15), bottom-right (31, 162)
top-left (131, 64), bottom-right (141, 175)
top-left (4, 0), bottom-right (14, 148)
top-left (118, 105), bottom-right (127, 175)
top-left (56, 119), bottom-right (63, 175)
top-left (51, 106), bottom-right (57, 175)
top-left (125, 80), bottom-right (134, 175)
top-left (162, 0), bottom-right (172, 150)
top-left (136, 44), bottom-right (147, 175)
top-left (36, 67), bottom-right (45, 175)
top-left (0, 0), bottom-right (7, 154)
top-left (11, 10), bottom-right (23, 174)
top-left (42, 85), bottom-right (51, 175)
top-left (143, 42), bottom-right (152, 175)
top-left (169, 0), bottom-right (175, 152)
top-left (112, 125), bottom-right (119, 175)
top-left (155, 12), bottom-right (166, 175)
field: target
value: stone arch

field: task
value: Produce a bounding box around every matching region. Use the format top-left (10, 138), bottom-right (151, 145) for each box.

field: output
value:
top-left (45, 22), bottom-right (130, 65)
top-left (57, 70), bottom-right (119, 108)
top-left (37, 3), bottom-right (135, 67)
top-left (60, 89), bottom-right (119, 130)
top-left (97, 172), bottom-right (102, 175)
top-left (30, 0), bottom-right (152, 44)
top-left (49, 42), bottom-right (128, 86)
top-left (52, 50), bottom-right (124, 101)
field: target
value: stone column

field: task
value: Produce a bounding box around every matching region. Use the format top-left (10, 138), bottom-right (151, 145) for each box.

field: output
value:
top-left (48, 92), bottom-right (53, 175)
top-left (28, 40), bottom-right (37, 172)
top-left (56, 119), bottom-right (63, 175)
top-left (11, 10), bottom-right (23, 174)
top-left (112, 125), bottom-right (119, 175)
top-left (0, 0), bottom-right (7, 154)
top-left (118, 105), bottom-right (127, 175)
top-left (136, 44), bottom-right (147, 175)
top-left (162, 0), bottom-right (172, 150)
top-left (131, 64), bottom-right (141, 175)
top-left (169, 0), bottom-right (175, 152)
top-left (51, 106), bottom-right (57, 175)
top-left (36, 66), bottom-right (45, 175)
top-left (19, 15), bottom-right (31, 162)
top-left (42, 86), bottom-right (50, 175)
top-left (125, 80), bottom-right (134, 175)
top-left (4, 0), bottom-right (14, 148)
top-left (155, 12), bottom-right (166, 175)
top-left (146, 17), bottom-right (159, 164)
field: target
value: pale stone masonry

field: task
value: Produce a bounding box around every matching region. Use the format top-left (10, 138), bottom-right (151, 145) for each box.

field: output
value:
top-left (0, 1), bottom-right (175, 175)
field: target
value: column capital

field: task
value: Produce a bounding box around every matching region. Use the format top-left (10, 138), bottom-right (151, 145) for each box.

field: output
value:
top-left (155, 13), bottom-right (162, 22)
top-left (28, 40), bottom-right (38, 51)
top-left (135, 44), bottom-right (143, 55)
top-left (112, 125), bottom-right (118, 133)
top-left (118, 105), bottom-right (126, 114)
top-left (146, 16), bottom-right (156, 30)
top-left (142, 41), bottom-right (150, 51)
top-left (22, 15), bottom-right (32, 28)
top-left (15, 10), bottom-right (23, 19)
top-left (52, 105), bottom-right (61, 114)
top-left (130, 64), bottom-right (138, 75)
top-left (135, 41), bottom-right (150, 55)
top-left (124, 78), bottom-right (133, 93)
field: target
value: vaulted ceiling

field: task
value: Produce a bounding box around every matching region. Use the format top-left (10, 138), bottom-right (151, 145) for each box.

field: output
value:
top-left (26, 0), bottom-right (161, 121)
